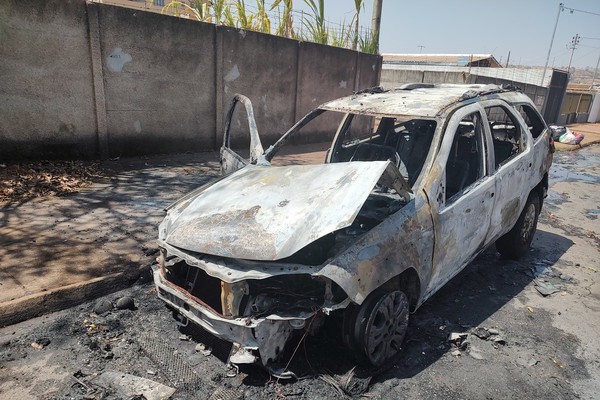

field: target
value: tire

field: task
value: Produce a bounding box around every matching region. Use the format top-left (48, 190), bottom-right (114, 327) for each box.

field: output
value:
top-left (345, 289), bottom-right (410, 368)
top-left (496, 193), bottom-right (541, 260)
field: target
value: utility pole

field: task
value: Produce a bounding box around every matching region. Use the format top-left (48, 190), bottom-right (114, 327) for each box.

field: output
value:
top-left (566, 33), bottom-right (580, 76)
top-left (540, 3), bottom-right (564, 86)
top-left (591, 52), bottom-right (600, 89)
top-left (371, 0), bottom-right (383, 53)
top-left (417, 45), bottom-right (425, 53)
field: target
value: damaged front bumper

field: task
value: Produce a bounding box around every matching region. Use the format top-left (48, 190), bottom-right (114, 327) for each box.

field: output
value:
top-left (152, 261), bottom-right (343, 369)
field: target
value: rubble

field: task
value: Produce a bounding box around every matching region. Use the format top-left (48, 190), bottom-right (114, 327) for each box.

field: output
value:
top-left (559, 274), bottom-right (572, 282)
top-left (472, 327), bottom-right (491, 340)
top-left (93, 299), bottom-right (114, 315)
top-left (115, 296), bottom-right (136, 310)
top-left (31, 337), bottom-right (50, 350)
top-left (534, 280), bottom-right (565, 296)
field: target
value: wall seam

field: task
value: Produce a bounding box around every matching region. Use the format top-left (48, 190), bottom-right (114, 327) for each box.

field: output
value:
top-left (354, 51), bottom-right (361, 91)
top-left (292, 42), bottom-right (300, 121)
top-left (214, 25), bottom-right (224, 151)
top-left (86, 2), bottom-right (109, 159)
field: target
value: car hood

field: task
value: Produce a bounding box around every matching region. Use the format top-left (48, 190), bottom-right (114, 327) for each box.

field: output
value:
top-left (162, 161), bottom-right (410, 261)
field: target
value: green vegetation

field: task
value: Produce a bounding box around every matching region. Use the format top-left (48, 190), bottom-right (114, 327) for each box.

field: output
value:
top-left (156, 0), bottom-right (378, 54)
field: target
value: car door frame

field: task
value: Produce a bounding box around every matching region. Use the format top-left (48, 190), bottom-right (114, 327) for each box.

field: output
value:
top-left (479, 99), bottom-right (534, 243)
top-left (422, 102), bottom-right (496, 299)
top-left (220, 94), bottom-right (265, 175)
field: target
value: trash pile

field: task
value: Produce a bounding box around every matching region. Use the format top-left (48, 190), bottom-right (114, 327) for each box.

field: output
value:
top-left (526, 260), bottom-right (572, 297)
top-left (447, 326), bottom-right (507, 360)
top-left (549, 125), bottom-right (584, 145)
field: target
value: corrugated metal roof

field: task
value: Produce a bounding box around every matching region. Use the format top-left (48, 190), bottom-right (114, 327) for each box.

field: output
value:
top-left (567, 83), bottom-right (598, 93)
top-left (319, 84), bottom-right (496, 118)
top-left (382, 53), bottom-right (501, 67)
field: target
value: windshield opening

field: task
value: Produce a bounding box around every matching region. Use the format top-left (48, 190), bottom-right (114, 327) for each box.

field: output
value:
top-left (329, 114), bottom-right (437, 186)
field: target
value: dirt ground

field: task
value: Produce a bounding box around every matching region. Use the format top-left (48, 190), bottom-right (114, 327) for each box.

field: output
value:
top-left (0, 145), bottom-right (598, 400)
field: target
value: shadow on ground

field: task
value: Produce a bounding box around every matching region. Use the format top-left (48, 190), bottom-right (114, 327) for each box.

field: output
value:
top-left (0, 153), bottom-right (220, 304)
top-left (207, 229), bottom-right (576, 394)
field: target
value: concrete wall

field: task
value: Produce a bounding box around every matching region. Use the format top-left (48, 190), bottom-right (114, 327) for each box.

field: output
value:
top-left (0, 0), bottom-right (98, 159)
top-left (97, 5), bottom-right (217, 155)
top-left (381, 66), bottom-right (568, 123)
top-left (220, 27), bottom-right (298, 147)
top-left (0, 0), bottom-right (381, 160)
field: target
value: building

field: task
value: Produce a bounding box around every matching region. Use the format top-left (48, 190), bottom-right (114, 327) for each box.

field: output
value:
top-left (560, 84), bottom-right (600, 124)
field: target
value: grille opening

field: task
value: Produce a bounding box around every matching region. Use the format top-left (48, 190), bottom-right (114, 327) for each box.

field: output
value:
top-left (165, 260), bottom-right (223, 315)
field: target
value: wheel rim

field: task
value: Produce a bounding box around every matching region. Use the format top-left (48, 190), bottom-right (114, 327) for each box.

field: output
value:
top-left (520, 203), bottom-right (537, 244)
top-left (362, 291), bottom-right (409, 367)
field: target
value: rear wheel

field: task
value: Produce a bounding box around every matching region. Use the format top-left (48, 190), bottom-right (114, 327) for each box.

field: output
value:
top-left (496, 193), bottom-right (541, 260)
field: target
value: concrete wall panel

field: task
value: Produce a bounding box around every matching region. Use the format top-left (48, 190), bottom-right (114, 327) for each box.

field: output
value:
top-left (0, 0), bottom-right (97, 159)
top-left (98, 5), bottom-right (216, 156)
top-left (219, 27), bottom-right (298, 147)
top-left (423, 71), bottom-right (468, 84)
top-left (295, 43), bottom-right (358, 143)
top-left (357, 53), bottom-right (382, 90)
top-left (380, 69), bottom-right (423, 88)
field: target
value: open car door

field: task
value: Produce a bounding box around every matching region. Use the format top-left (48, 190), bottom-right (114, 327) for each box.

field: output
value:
top-left (220, 94), bottom-right (265, 175)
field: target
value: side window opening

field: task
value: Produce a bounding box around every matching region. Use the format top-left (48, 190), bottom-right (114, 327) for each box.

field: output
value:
top-left (485, 106), bottom-right (524, 169)
top-left (516, 104), bottom-right (546, 139)
top-left (445, 112), bottom-right (485, 202)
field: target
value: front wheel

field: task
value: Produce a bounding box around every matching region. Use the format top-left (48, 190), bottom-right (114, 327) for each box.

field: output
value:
top-left (496, 193), bottom-right (541, 260)
top-left (344, 289), bottom-right (409, 368)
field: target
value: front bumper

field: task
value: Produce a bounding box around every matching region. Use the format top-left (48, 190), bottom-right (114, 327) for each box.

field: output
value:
top-left (151, 264), bottom-right (315, 366)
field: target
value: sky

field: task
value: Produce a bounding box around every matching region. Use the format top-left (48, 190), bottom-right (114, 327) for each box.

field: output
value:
top-left (293, 0), bottom-right (600, 69)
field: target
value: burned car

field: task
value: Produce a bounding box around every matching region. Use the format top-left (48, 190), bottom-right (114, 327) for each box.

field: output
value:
top-left (153, 84), bottom-right (553, 374)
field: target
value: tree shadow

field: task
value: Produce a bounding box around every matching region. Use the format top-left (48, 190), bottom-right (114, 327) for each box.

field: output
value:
top-left (0, 152), bottom-right (221, 315)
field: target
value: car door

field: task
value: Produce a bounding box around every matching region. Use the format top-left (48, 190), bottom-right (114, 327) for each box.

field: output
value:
top-left (220, 94), bottom-right (265, 175)
top-left (423, 103), bottom-right (496, 298)
top-left (481, 100), bottom-right (533, 241)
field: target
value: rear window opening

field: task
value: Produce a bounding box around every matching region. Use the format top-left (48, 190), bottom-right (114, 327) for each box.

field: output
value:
top-left (486, 105), bottom-right (525, 168)
top-left (515, 104), bottom-right (546, 139)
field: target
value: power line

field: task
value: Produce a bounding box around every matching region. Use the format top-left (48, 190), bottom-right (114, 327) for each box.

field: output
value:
top-left (540, 2), bottom-right (600, 85)
top-left (561, 5), bottom-right (600, 17)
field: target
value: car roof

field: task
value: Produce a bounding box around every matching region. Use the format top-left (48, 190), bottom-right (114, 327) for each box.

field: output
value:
top-left (319, 83), bottom-right (529, 119)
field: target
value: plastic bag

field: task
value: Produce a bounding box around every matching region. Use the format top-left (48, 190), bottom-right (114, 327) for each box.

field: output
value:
top-left (558, 127), bottom-right (584, 145)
